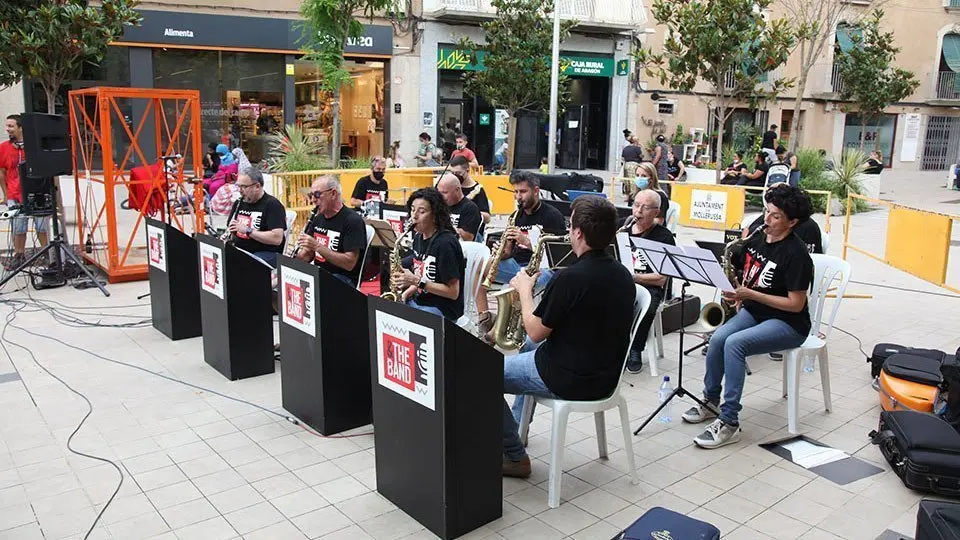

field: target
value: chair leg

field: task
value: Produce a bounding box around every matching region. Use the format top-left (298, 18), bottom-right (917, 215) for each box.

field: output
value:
top-left (595, 412), bottom-right (608, 459)
top-left (786, 350), bottom-right (800, 434)
top-left (547, 405), bottom-right (569, 508)
top-left (647, 334), bottom-right (660, 378)
top-left (655, 312), bottom-right (664, 359)
top-left (618, 397), bottom-right (639, 485)
top-left (518, 397), bottom-right (535, 447)
top-left (782, 356), bottom-right (788, 398)
top-left (819, 347), bottom-right (832, 413)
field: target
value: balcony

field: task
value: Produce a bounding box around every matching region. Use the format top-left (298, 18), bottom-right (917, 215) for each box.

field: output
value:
top-left (424, 0), bottom-right (647, 33)
top-left (945, 0), bottom-right (960, 9)
top-left (809, 62), bottom-right (845, 99)
top-left (930, 71), bottom-right (960, 105)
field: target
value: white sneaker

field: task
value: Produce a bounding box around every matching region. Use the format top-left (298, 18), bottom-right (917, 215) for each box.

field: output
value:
top-left (693, 419), bottom-right (742, 449)
top-left (681, 402), bottom-right (718, 424)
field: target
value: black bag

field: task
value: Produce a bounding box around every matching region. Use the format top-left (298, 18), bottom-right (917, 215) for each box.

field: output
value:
top-left (612, 507), bottom-right (720, 540)
top-left (870, 343), bottom-right (946, 379)
top-left (870, 410), bottom-right (960, 496)
top-left (884, 353), bottom-right (944, 386)
top-left (917, 499), bottom-right (960, 539)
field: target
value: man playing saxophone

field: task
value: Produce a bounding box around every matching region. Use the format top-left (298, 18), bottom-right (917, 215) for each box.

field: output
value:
top-left (476, 171), bottom-right (566, 335)
top-left (682, 184), bottom-right (814, 449)
top-left (501, 195), bottom-right (635, 478)
top-left (294, 175), bottom-right (368, 287)
top-left (624, 190), bottom-right (676, 374)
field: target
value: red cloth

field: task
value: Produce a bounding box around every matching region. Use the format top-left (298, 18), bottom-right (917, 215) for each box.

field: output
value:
top-left (452, 147), bottom-right (477, 164)
top-left (0, 139), bottom-right (24, 202)
top-left (128, 163), bottom-right (166, 215)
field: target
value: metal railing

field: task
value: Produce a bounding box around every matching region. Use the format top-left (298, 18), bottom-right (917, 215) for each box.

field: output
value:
top-left (949, 0), bottom-right (960, 8)
top-left (937, 71), bottom-right (960, 100)
top-left (430, 0), bottom-right (642, 24)
top-left (830, 63), bottom-right (845, 94)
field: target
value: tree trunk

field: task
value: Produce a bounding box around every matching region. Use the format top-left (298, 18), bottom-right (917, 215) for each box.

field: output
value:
top-left (45, 86), bottom-right (57, 115)
top-left (331, 83), bottom-right (342, 166)
top-left (788, 72), bottom-right (808, 153)
top-left (505, 114), bottom-right (518, 174)
top-left (715, 104), bottom-right (726, 184)
top-left (858, 116), bottom-right (867, 151)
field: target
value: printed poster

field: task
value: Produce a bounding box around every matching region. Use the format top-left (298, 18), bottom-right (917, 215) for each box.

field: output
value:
top-left (376, 310), bottom-right (436, 411)
top-left (280, 266), bottom-right (316, 337)
top-left (690, 189), bottom-right (727, 223)
top-left (146, 224), bottom-right (166, 272)
top-left (199, 242), bottom-right (224, 299)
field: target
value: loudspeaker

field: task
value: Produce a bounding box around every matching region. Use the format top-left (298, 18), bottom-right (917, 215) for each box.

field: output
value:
top-left (20, 113), bottom-right (71, 179)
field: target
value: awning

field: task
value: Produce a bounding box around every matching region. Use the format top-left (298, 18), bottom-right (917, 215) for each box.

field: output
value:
top-left (836, 24), bottom-right (861, 54)
top-left (943, 34), bottom-right (960, 73)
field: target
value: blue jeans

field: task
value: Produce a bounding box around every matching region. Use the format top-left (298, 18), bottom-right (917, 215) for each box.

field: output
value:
top-left (788, 170), bottom-right (801, 187)
top-left (495, 258), bottom-right (554, 289)
top-left (253, 251), bottom-right (279, 268)
top-left (331, 273), bottom-right (355, 287)
top-left (406, 298), bottom-right (444, 318)
top-left (503, 339), bottom-right (553, 461)
top-left (704, 308), bottom-right (805, 426)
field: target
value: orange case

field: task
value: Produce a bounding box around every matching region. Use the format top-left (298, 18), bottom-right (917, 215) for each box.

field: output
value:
top-left (879, 369), bottom-right (938, 412)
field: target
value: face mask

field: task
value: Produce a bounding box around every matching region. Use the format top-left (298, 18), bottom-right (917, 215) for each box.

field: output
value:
top-left (456, 143), bottom-right (465, 150)
top-left (634, 177), bottom-right (649, 189)
top-left (373, 171), bottom-right (385, 181)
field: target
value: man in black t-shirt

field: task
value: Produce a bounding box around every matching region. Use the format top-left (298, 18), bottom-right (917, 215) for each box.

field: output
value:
top-left (735, 153), bottom-right (769, 187)
top-left (682, 184), bottom-right (814, 450)
top-left (625, 190), bottom-right (676, 374)
top-left (761, 124), bottom-right (778, 150)
top-left (350, 157), bottom-right (389, 207)
top-left (502, 195), bottom-right (636, 478)
top-left (295, 175), bottom-right (368, 286)
top-left (436, 173), bottom-right (482, 241)
top-left (476, 172), bottom-right (567, 335)
top-left (392, 188), bottom-right (466, 320)
top-left (449, 155), bottom-right (491, 226)
top-left (227, 168), bottom-right (287, 267)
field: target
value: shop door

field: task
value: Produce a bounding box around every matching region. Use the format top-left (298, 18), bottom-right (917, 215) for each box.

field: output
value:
top-left (438, 101), bottom-right (463, 161)
top-left (560, 105), bottom-right (587, 170)
top-left (921, 116), bottom-right (960, 171)
top-left (513, 113), bottom-right (541, 170)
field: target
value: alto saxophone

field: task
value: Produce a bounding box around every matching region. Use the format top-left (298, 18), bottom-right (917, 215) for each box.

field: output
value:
top-left (698, 224), bottom-right (768, 330)
top-left (381, 219), bottom-right (414, 302)
top-left (490, 233), bottom-right (569, 351)
top-left (482, 208), bottom-right (518, 289)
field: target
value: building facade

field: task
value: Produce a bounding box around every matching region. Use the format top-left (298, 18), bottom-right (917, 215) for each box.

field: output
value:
top-left (630, 0), bottom-right (960, 171)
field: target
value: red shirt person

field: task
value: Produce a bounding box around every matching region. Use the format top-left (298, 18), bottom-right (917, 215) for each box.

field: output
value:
top-left (0, 114), bottom-right (50, 270)
top-left (451, 134), bottom-right (479, 168)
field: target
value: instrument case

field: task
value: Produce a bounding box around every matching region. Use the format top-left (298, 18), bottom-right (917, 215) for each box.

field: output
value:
top-left (917, 499), bottom-right (960, 540)
top-left (870, 342), bottom-right (945, 379)
top-left (612, 507), bottom-right (720, 540)
top-left (879, 353), bottom-right (944, 413)
top-left (871, 410), bottom-right (960, 497)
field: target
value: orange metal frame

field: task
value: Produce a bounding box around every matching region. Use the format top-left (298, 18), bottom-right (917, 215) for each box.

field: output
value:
top-left (68, 87), bottom-right (204, 283)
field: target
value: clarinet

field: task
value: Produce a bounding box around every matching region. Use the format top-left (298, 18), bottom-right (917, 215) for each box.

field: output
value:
top-left (220, 199), bottom-right (241, 243)
top-left (290, 220), bottom-right (316, 258)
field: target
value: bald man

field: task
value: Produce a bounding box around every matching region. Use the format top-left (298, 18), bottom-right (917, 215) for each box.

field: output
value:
top-left (437, 173), bottom-right (482, 242)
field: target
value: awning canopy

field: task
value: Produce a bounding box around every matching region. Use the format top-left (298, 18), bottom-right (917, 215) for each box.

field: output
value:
top-left (943, 34), bottom-right (960, 73)
top-left (836, 24), bottom-right (862, 54)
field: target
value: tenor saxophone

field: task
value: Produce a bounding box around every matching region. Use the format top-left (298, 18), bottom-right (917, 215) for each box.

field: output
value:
top-left (489, 233), bottom-right (569, 351)
top-left (381, 219), bottom-right (414, 302)
top-left (482, 208), bottom-right (518, 289)
top-left (698, 224), bottom-right (768, 330)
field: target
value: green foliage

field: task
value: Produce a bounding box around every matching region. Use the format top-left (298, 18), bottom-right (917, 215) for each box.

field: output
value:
top-left (672, 124), bottom-right (685, 145)
top-left (797, 147), bottom-right (869, 213)
top-left (836, 9), bottom-right (918, 148)
top-left (458, 0), bottom-right (576, 172)
top-left (0, 0), bottom-right (142, 112)
top-left (633, 0), bottom-right (796, 177)
top-left (266, 124), bottom-right (331, 173)
top-left (732, 122), bottom-right (758, 154)
top-left (796, 148), bottom-right (826, 183)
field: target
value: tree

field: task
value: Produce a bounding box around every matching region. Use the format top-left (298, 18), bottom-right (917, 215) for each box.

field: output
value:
top-left (778, 0), bottom-right (882, 152)
top-left (0, 0), bottom-right (142, 114)
top-left (634, 0), bottom-right (796, 181)
top-left (458, 0), bottom-right (576, 173)
top-left (835, 9), bottom-right (918, 151)
top-left (300, 0), bottom-right (397, 165)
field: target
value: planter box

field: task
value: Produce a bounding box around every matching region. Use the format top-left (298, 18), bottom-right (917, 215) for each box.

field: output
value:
top-left (685, 167), bottom-right (718, 185)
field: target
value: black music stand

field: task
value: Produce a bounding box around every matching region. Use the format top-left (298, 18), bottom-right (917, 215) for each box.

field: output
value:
top-left (146, 217), bottom-right (201, 340)
top-left (682, 240), bottom-right (727, 357)
top-left (630, 238), bottom-right (732, 435)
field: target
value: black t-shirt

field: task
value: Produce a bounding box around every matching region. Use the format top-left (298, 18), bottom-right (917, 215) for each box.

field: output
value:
top-left (534, 250), bottom-right (636, 400)
top-left (513, 202), bottom-right (567, 265)
top-left (628, 224), bottom-right (675, 293)
top-left (449, 197), bottom-right (482, 238)
top-left (654, 189), bottom-right (670, 220)
top-left (622, 145), bottom-right (643, 163)
top-left (462, 183), bottom-right (490, 214)
top-left (748, 215), bottom-right (823, 254)
top-left (666, 158), bottom-right (683, 179)
top-left (744, 162), bottom-right (769, 186)
top-left (231, 193), bottom-right (287, 254)
top-left (351, 175), bottom-right (389, 203)
top-left (403, 229), bottom-right (465, 319)
top-left (738, 233), bottom-right (814, 336)
top-left (864, 158), bottom-right (883, 175)
top-left (305, 206), bottom-right (367, 283)
top-left (726, 162), bottom-right (747, 174)
top-left (762, 130), bottom-right (777, 149)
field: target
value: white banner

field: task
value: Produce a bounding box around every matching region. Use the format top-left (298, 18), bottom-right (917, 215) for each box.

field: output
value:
top-left (690, 189), bottom-right (727, 223)
top-left (900, 113), bottom-right (922, 163)
top-left (146, 224), bottom-right (166, 272)
top-left (199, 243), bottom-right (224, 299)
top-left (280, 266), bottom-right (316, 337)
top-left (376, 310), bottom-right (436, 411)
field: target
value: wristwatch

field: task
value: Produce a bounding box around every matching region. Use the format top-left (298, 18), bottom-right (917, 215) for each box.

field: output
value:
top-left (245, 226), bottom-right (254, 235)
top-left (417, 280), bottom-right (428, 293)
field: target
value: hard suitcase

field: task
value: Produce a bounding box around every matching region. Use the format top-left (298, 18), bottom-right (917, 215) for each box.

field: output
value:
top-left (870, 343), bottom-right (945, 379)
top-left (917, 499), bottom-right (960, 540)
top-left (871, 410), bottom-right (960, 496)
top-left (879, 353), bottom-right (943, 413)
top-left (612, 507), bottom-right (720, 540)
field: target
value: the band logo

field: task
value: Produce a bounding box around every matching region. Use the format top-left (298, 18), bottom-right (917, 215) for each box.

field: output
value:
top-left (202, 254), bottom-right (219, 289)
top-left (383, 330), bottom-right (428, 391)
top-left (280, 267), bottom-right (316, 337)
top-left (146, 224), bottom-right (166, 272)
top-left (376, 311), bottom-right (436, 410)
top-left (284, 279), bottom-right (311, 324)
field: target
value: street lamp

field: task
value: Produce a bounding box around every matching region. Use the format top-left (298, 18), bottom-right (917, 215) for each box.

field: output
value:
top-left (547, 1), bottom-right (561, 174)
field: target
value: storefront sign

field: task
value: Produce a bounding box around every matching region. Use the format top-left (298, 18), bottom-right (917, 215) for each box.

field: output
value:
top-left (616, 59), bottom-right (630, 76)
top-left (119, 10), bottom-right (393, 56)
top-left (690, 189), bottom-right (728, 223)
top-left (436, 48), bottom-right (614, 78)
top-left (900, 113), bottom-right (922, 163)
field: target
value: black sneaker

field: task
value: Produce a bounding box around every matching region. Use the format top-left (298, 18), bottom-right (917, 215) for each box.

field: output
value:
top-left (625, 350), bottom-right (643, 374)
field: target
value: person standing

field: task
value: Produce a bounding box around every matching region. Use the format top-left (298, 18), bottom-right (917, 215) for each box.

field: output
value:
top-left (451, 133), bottom-right (479, 168)
top-left (296, 175), bottom-right (368, 286)
top-left (621, 136), bottom-right (644, 180)
top-left (226, 168), bottom-right (287, 267)
top-left (653, 134), bottom-right (670, 185)
top-left (350, 157), bottom-right (389, 206)
top-left (761, 124), bottom-right (778, 150)
top-left (0, 115), bottom-right (49, 270)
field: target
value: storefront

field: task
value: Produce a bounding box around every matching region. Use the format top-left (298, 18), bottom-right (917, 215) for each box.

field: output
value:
top-left (27, 9), bottom-right (393, 163)
top-left (434, 47), bottom-right (614, 170)
top-left (843, 113), bottom-right (897, 166)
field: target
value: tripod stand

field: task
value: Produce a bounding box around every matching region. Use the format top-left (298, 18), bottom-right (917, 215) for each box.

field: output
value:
top-left (0, 186), bottom-right (109, 297)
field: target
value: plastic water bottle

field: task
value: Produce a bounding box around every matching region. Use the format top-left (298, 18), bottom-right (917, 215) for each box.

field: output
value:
top-left (657, 376), bottom-right (674, 423)
top-left (802, 355), bottom-right (816, 373)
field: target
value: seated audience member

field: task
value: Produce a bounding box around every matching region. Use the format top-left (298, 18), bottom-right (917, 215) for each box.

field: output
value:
top-left (436, 173), bottom-right (482, 242)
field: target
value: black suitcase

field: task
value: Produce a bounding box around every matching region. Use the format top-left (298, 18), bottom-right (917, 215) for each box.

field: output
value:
top-left (612, 507), bottom-right (720, 540)
top-left (871, 410), bottom-right (960, 496)
top-left (870, 343), bottom-right (945, 379)
top-left (917, 499), bottom-right (960, 539)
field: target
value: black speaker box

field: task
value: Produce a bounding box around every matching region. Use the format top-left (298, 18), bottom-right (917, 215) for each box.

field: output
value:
top-left (21, 113), bottom-right (71, 179)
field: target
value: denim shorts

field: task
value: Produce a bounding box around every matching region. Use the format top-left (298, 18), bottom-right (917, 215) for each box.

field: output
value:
top-left (11, 215), bottom-right (50, 236)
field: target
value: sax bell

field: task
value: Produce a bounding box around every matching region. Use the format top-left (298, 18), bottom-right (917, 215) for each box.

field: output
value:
top-left (697, 302), bottom-right (726, 331)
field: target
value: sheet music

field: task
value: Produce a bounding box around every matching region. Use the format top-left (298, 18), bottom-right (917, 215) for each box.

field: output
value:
top-left (615, 232), bottom-right (634, 271)
top-left (628, 237), bottom-right (733, 290)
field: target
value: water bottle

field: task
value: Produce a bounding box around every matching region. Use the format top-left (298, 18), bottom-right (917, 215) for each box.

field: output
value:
top-left (657, 376), bottom-right (674, 423)
top-left (802, 355), bottom-right (815, 373)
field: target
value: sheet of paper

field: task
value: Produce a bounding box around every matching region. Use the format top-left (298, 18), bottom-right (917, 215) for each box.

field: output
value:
top-left (781, 439), bottom-right (849, 469)
top-left (627, 237), bottom-right (678, 277)
top-left (615, 232), bottom-right (634, 270)
top-left (668, 244), bottom-right (734, 291)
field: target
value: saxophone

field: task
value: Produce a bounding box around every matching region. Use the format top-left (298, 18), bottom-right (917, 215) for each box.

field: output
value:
top-left (482, 208), bottom-right (518, 289)
top-left (489, 233), bottom-right (569, 351)
top-left (698, 224), bottom-right (768, 330)
top-left (381, 219), bottom-right (414, 302)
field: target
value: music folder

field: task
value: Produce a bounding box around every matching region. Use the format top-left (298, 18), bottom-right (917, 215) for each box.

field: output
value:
top-left (146, 217), bottom-right (202, 340)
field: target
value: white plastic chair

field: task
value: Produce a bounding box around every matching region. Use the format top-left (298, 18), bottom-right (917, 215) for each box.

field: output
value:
top-left (820, 225), bottom-right (830, 254)
top-left (456, 241), bottom-right (491, 333)
top-left (356, 224), bottom-right (376, 290)
top-left (779, 254), bottom-right (852, 433)
top-left (645, 301), bottom-right (665, 377)
top-left (517, 285), bottom-right (650, 508)
top-left (665, 200), bottom-right (680, 234)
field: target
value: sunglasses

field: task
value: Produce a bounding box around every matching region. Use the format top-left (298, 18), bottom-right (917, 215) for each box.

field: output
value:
top-left (310, 188), bottom-right (336, 199)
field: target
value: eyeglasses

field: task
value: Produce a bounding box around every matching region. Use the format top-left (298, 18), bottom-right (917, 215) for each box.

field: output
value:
top-left (236, 183), bottom-right (258, 190)
top-left (638, 205), bottom-right (660, 213)
top-left (310, 188), bottom-right (336, 199)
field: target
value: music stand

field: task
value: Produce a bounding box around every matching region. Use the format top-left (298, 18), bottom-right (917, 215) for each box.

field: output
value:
top-left (629, 238), bottom-right (733, 435)
top-left (681, 240), bottom-right (728, 357)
